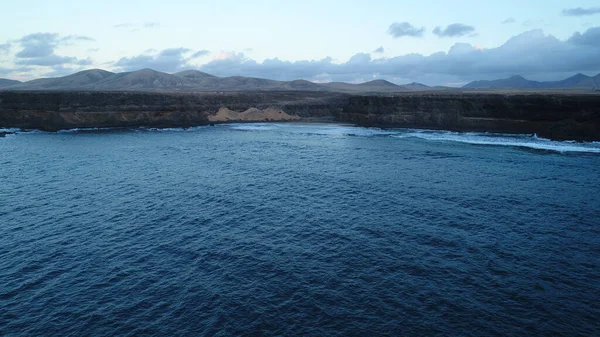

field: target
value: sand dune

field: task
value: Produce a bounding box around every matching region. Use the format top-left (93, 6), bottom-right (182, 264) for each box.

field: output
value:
top-left (208, 107), bottom-right (300, 122)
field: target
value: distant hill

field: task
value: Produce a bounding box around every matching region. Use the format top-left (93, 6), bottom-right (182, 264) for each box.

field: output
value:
top-left (173, 69), bottom-right (216, 80)
top-left (0, 78), bottom-right (22, 88)
top-left (403, 82), bottom-right (429, 89)
top-left (464, 73), bottom-right (600, 89)
top-left (9, 68), bottom-right (598, 93)
top-left (277, 79), bottom-right (328, 91)
top-left (0, 68), bottom-right (434, 93)
top-left (359, 79), bottom-right (398, 88)
top-left (92, 68), bottom-right (191, 90)
top-left (321, 79), bottom-right (425, 93)
top-left (2, 68), bottom-right (599, 93)
top-left (9, 69), bottom-right (114, 90)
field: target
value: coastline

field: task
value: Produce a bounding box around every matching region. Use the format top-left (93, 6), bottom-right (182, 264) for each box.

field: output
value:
top-left (1, 90), bottom-right (599, 141)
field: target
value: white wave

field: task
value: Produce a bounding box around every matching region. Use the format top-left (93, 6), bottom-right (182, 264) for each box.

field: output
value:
top-left (226, 123), bottom-right (281, 131)
top-left (227, 123), bottom-right (399, 137)
top-left (144, 127), bottom-right (190, 132)
top-left (57, 127), bottom-right (118, 133)
top-left (303, 126), bottom-right (398, 137)
top-left (393, 131), bottom-right (600, 153)
top-left (0, 128), bottom-right (21, 133)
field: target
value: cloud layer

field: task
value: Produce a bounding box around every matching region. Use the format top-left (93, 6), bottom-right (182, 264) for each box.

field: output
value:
top-left (194, 28), bottom-right (600, 85)
top-left (2, 27), bottom-right (600, 86)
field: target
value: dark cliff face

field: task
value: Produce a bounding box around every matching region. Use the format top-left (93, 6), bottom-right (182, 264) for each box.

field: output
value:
top-left (0, 91), bottom-right (348, 131)
top-left (2, 91), bottom-right (600, 141)
top-left (335, 94), bottom-right (600, 141)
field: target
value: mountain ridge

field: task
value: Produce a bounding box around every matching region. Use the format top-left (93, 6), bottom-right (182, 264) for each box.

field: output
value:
top-left (0, 68), bottom-right (431, 93)
top-left (1, 68), bottom-right (599, 92)
top-left (463, 73), bottom-right (600, 89)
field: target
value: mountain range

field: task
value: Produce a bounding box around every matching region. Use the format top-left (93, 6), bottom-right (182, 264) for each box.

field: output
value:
top-left (0, 68), bottom-right (431, 93)
top-left (0, 69), bottom-right (598, 92)
top-left (463, 73), bottom-right (600, 89)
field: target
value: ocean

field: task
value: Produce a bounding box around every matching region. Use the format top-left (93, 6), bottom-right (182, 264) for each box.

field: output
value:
top-left (1, 123), bottom-right (599, 336)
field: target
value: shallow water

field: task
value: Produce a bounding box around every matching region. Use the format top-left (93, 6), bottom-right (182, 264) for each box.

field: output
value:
top-left (1, 124), bottom-right (599, 336)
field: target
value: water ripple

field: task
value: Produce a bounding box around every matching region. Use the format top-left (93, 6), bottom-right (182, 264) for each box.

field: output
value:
top-left (1, 124), bottom-right (599, 336)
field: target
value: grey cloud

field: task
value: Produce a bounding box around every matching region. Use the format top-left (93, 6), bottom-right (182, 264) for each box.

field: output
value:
top-left (198, 28), bottom-right (600, 86)
top-left (0, 66), bottom-right (33, 76)
top-left (501, 17), bottom-right (515, 24)
top-left (562, 7), bottom-right (600, 16)
top-left (76, 58), bottom-right (93, 66)
top-left (114, 48), bottom-right (193, 72)
top-left (373, 46), bottom-right (384, 53)
top-left (114, 23), bottom-right (133, 28)
top-left (191, 50), bottom-right (210, 58)
top-left (16, 33), bottom-right (58, 58)
top-left (14, 32), bottom-right (93, 66)
top-left (387, 22), bottom-right (425, 38)
top-left (0, 43), bottom-right (11, 53)
top-left (15, 55), bottom-right (77, 66)
top-left (18, 32), bottom-right (58, 43)
top-left (61, 35), bottom-right (95, 44)
top-left (568, 27), bottom-right (600, 47)
top-left (144, 22), bottom-right (160, 28)
top-left (433, 23), bottom-right (476, 37)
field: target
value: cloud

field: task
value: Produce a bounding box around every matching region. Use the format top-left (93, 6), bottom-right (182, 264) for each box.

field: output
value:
top-left (562, 7), bottom-right (600, 16)
top-left (433, 23), bottom-right (476, 37)
top-left (191, 50), bottom-right (210, 58)
top-left (387, 22), bottom-right (425, 38)
top-left (16, 33), bottom-right (58, 58)
top-left (373, 46), bottom-right (384, 53)
top-left (0, 66), bottom-right (33, 76)
top-left (12, 32), bottom-right (94, 67)
top-left (114, 22), bottom-right (160, 30)
top-left (114, 48), bottom-right (195, 72)
top-left (61, 35), bottom-right (95, 44)
top-left (16, 55), bottom-right (76, 66)
top-left (196, 28), bottom-right (600, 85)
top-left (0, 43), bottom-right (10, 53)
top-left (501, 17), bottom-right (515, 24)
top-left (568, 26), bottom-right (600, 47)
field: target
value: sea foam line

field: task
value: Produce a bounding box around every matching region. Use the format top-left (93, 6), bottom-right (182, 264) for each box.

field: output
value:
top-left (392, 130), bottom-right (600, 153)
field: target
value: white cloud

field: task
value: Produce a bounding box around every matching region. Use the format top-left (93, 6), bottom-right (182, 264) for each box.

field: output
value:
top-left (198, 28), bottom-right (600, 85)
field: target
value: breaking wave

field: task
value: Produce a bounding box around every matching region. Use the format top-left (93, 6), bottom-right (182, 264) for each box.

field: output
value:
top-left (392, 130), bottom-right (600, 153)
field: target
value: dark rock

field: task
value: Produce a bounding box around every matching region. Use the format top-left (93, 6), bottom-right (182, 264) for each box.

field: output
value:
top-left (335, 93), bottom-right (600, 141)
top-left (1, 91), bottom-right (599, 141)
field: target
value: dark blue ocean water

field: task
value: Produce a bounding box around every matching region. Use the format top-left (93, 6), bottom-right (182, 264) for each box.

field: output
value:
top-left (1, 124), bottom-right (600, 336)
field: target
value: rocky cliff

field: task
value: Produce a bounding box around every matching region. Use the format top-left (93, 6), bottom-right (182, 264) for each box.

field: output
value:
top-left (335, 93), bottom-right (600, 141)
top-left (0, 91), bottom-right (348, 131)
top-left (2, 91), bottom-right (600, 141)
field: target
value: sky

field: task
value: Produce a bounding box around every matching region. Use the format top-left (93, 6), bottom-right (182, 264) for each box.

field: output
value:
top-left (1, 0), bottom-right (599, 86)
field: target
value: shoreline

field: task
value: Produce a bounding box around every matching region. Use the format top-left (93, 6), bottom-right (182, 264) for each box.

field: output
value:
top-left (1, 90), bottom-right (599, 141)
top-left (4, 121), bottom-right (600, 145)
